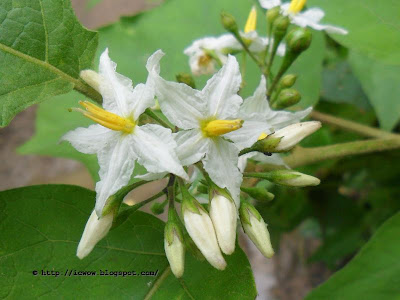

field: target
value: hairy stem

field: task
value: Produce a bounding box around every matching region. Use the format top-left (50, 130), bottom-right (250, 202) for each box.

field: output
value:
top-left (310, 110), bottom-right (399, 139)
top-left (74, 80), bottom-right (102, 103)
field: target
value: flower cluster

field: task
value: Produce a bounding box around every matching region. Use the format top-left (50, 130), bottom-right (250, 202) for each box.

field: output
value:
top-left (63, 0), bottom-right (347, 278)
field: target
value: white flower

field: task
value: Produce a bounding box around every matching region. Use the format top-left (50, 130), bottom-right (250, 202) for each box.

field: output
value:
top-left (62, 49), bottom-right (188, 216)
top-left (148, 51), bottom-right (244, 206)
top-left (225, 76), bottom-right (312, 151)
top-left (77, 210), bottom-right (113, 259)
top-left (259, 0), bottom-right (348, 35)
top-left (209, 194), bottom-right (237, 255)
top-left (183, 203), bottom-right (227, 270)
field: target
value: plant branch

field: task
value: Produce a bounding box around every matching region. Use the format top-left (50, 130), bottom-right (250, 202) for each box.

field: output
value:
top-left (75, 81), bottom-right (102, 103)
top-left (310, 110), bottom-right (399, 139)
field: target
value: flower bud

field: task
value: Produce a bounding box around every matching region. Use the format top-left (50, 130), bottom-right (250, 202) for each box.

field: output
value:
top-left (273, 88), bottom-right (301, 109)
top-left (176, 72), bottom-right (196, 89)
top-left (164, 221), bottom-right (185, 278)
top-left (286, 27), bottom-right (312, 53)
top-left (80, 70), bottom-right (102, 93)
top-left (266, 7), bottom-right (280, 24)
top-left (221, 11), bottom-right (238, 33)
top-left (240, 201), bottom-right (274, 258)
top-left (182, 197), bottom-right (226, 270)
top-left (273, 15), bottom-right (290, 38)
top-left (209, 194), bottom-right (237, 255)
top-left (241, 186), bottom-right (275, 202)
top-left (261, 170), bottom-right (321, 187)
top-left (76, 210), bottom-right (113, 259)
top-left (151, 202), bottom-right (166, 215)
top-left (279, 74), bottom-right (297, 88)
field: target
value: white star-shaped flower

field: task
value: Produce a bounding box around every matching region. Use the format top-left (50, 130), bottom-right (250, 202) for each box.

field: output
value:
top-left (259, 0), bottom-right (348, 35)
top-left (148, 51), bottom-right (244, 206)
top-left (62, 49), bottom-right (188, 216)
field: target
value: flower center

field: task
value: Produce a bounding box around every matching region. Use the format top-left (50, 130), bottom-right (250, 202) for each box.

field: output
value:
top-left (288, 0), bottom-right (307, 14)
top-left (244, 6), bottom-right (257, 33)
top-left (201, 119), bottom-right (244, 137)
top-left (258, 132), bottom-right (268, 140)
top-left (198, 54), bottom-right (213, 67)
top-left (72, 101), bottom-right (135, 133)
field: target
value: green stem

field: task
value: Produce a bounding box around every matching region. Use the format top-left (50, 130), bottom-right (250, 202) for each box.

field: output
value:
top-left (232, 32), bottom-right (264, 70)
top-left (144, 108), bottom-right (175, 131)
top-left (310, 110), bottom-right (400, 139)
top-left (75, 80), bottom-right (102, 103)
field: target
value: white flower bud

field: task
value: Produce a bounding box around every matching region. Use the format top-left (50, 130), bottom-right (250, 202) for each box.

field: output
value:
top-left (240, 202), bottom-right (274, 258)
top-left (281, 171), bottom-right (321, 186)
top-left (76, 210), bottom-right (113, 259)
top-left (164, 224), bottom-right (185, 278)
top-left (269, 121), bottom-right (321, 151)
top-left (209, 195), bottom-right (237, 255)
top-left (183, 208), bottom-right (226, 270)
top-left (80, 70), bottom-right (102, 92)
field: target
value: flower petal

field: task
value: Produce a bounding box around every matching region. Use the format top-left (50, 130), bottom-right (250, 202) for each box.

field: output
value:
top-left (202, 55), bottom-right (243, 119)
top-left (98, 48), bottom-right (136, 117)
top-left (292, 9), bottom-right (348, 35)
top-left (129, 124), bottom-right (189, 180)
top-left (147, 51), bottom-right (206, 129)
top-left (95, 137), bottom-right (136, 216)
top-left (61, 124), bottom-right (119, 154)
top-left (224, 120), bottom-right (268, 150)
top-left (239, 76), bottom-right (270, 118)
top-left (174, 129), bottom-right (210, 166)
top-left (130, 83), bottom-right (155, 121)
top-left (203, 138), bottom-right (242, 206)
top-left (266, 107), bottom-right (312, 130)
top-left (259, 0), bottom-right (282, 9)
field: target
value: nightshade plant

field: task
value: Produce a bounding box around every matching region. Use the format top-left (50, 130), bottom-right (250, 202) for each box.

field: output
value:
top-left (2, 0), bottom-right (400, 299)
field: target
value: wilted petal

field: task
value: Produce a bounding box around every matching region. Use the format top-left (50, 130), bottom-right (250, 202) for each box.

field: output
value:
top-left (129, 124), bottom-right (189, 180)
top-left (202, 55), bottom-right (243, 119)
top-left (174, 129), bottom-right (210, 166)
top-left (203, 138), bottom-right (242, 206)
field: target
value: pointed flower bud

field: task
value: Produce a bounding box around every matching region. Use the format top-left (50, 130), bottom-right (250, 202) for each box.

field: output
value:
top-left (77, 210), bottom-right (113, 259)
top-left (221, 11), bottom-right (238, 33)
top-left (240, 201), bottom-right (274, 258)
top-left (255, 121), bottom-right (321, 152)
top-left (80, 70), bottom-right (102, 93)
top-left (259, 169), bottom-right (321, 187)
top-left (209, 194), bottom-right (237, 255)
top-left (273, 88), bottom-right (301, 109)
top-left (279, 74), bottom-right (297, 88)
top-left (286, 27), bottom-right (312, 53)
top-left (182, 194), bottom-right (226, 270)
top-left (176, 72), bottom-right (196, 89)
top-left (164, 219), bottom-right (185, 278)
top-left (241, 186), bottom-right (275, 202)
top-left (151, 201), bottom-right (166, 215)
top-left (266, 7), bottom-right (281, 24)
top-left (273, 15), bottom-right (290, 38)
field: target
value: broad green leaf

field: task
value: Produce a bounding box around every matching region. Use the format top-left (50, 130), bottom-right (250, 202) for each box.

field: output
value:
top-left (0, 0), bottom-right (98, 127)
top-left (308, 0), bottom-right (400, 65)
top-left (349, 51), bottom-right (400, 131)
top-left (306, 211), bottom-right (400, 300)
top-left (0, 185), bottom-right (257, 299)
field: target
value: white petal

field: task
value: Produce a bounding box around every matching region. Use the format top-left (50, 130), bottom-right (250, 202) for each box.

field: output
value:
top-left (174, 129), bottom-right (210, 166)
top-left (202, 55), bottom-right (243, 119)
top-left (298, 8), bottom-right (325, 23)
top-left (224, 120), bottom-right (269, 150)
top-left (95, 137), bottom-right (136, 216)
top-left (266, 107), bottom-right (312, 130)
top-left (259, 0), bottom-right (282, 9)
top-left (238, 152), bottom-right (257, 173)
top-left (147, 52), bottom-right (206, 129)
top-left (98, 48), bottom-right (135, 117)
top-left (129, 124), bottom-right (189, 180)
top-left (203, 138), bottom-right (242, 206)
top-left (292, 10), bottom-right (348, 35)
top-left (130, 83), bottom-right (155, 121)
top-left (61, 124), bottom-right (119, 155)
top-left (239, 76), bottom-right (270, 118)
top-left (252, 153), bottom-right (289, 168)
top-left (135, 172), bottom-right (168, 181)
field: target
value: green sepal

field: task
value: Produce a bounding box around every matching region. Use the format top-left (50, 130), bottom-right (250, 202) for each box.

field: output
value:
top-left (165, 220), bottom-right (184, 246)
top-left (239, 200), bottom-right (262, 226)
top-left (255, 136), bottom-right (282, 153)
top-left (262, 170), bottom-right (301, 185)
top-left (266, 7), bottom-right (281, 24)
top-left (179, 179), bottom-right (205, 215)
top-left (272, 88), bottom-right (301, 109)
top-left (241, 186), bottom-right (275, 203)
top-left (286, 27), bottom-right (312, 53)
top-left (220, 11), bottom-right (238, 33)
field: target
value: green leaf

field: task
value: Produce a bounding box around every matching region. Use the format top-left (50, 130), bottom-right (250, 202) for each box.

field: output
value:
top-left (308, 0), bottom-right (400, 65)
top-left (0, 185), bottom-right (257, 299)
top-left (306, 211), bottom-right (400, 300)
top-left (0, 0), bottom-right (98, 127)
top-left (349, 51), bottom-right (400, 131)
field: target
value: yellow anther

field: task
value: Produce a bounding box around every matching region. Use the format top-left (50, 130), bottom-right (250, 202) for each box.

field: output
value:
top-left (201, 119), bottom-right (244, 137)
top-left (77, 101), bottom-right (135, 133)
top-left (258, 132), bottom-right (268, 140)
top-left (198, 54), bottom-right (212, 67)
top-left (288, 0), bottom-right (307, 14)
top-left (244, 6), bottom-right (257, 33)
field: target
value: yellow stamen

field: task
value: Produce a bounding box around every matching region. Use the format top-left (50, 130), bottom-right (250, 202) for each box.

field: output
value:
top-left (77, 101), bottom-right (135, 133)
top-left (244, 6), bottom-right (257, 33)
top-left (288, 0), bottom-right (307, 14)
top-left (198, 54), bottom-right (212, 67)
top-left (258, 132), bottom-right (268, 140)
top-left (201, 119), bottom-right (244, 137)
